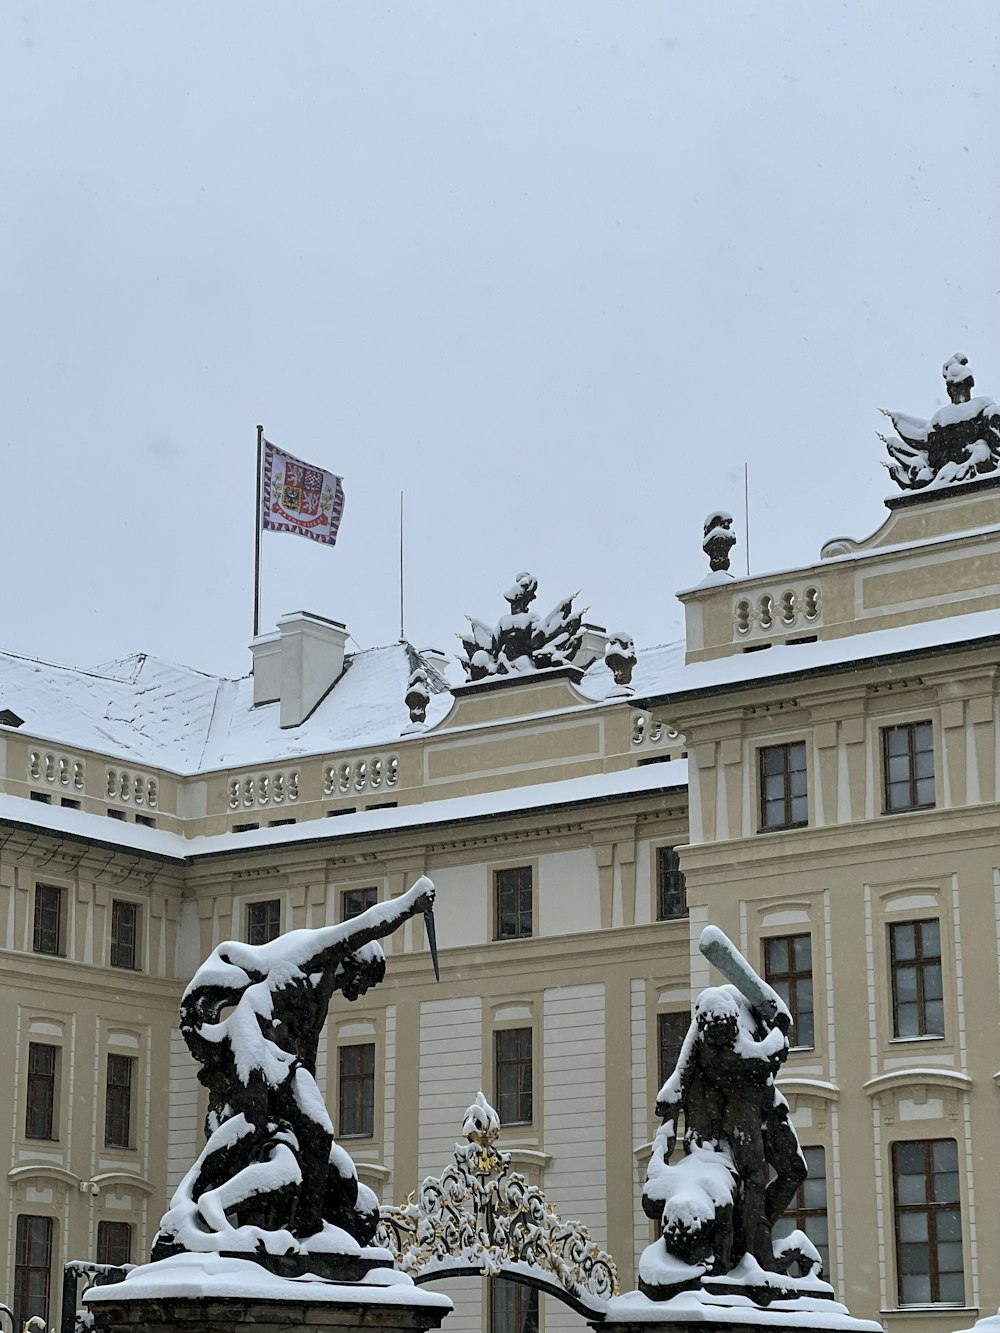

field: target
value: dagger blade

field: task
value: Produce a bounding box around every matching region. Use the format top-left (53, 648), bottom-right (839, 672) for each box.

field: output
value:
top-left (424, 909), bottom-right (440, 982)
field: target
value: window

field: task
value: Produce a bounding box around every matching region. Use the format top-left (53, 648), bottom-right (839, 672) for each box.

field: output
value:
top-left (29, 791), bottom-right (51, 804)
top-left (764, 935), bottom-right (814, 1048)
top-left (759, 742), bottom-right (808, 830)
top-left (134, 814), bottom-right (156, 828)
top-left (60, 797), bottom-right (80, 810)
top-left (96, 1221), bottom-right (133, 1267)
top-left (892, 1139), bottom-right (964, 1305)
top-left (490, 1277), bottom-right (538, 1333)
top-left (25, 1043), bottom-right (58, 1140)
top-left (110, 900), bottom-right (140, 970)
top-left (494, 867), bottom-right (532, 939)
top-left (656, 847), bottom-right (687, 919)
top-left (658, 1011), bottom-right (690, 1087)
top-left (32, 884), bottom-right (64, 956)
top-left (773, 1145), bottom-right (829, 1277)
top-left (890, 920), bottom-right (943, 1038)
top-left (105, 1054), bottom-right (135, 1149)
top-left (14, 1215), bottom-right (53, 1331)
top-left (233, 821), bottom-right (260, 833)
top-left (107, 808), bottom-right (127, 820)
top-left (268, 817), bottom-right (295, 827)
top-left (342, 887), bottom-right (377, 921)
top-left (246, 899), bottom-right (281, 945)
top-left (495, 1027), bottom-right (532, 1125)
top-left (338, 1043), bottom-right (375, 1137)
top-left (883, 721), bottom-right (935, 813)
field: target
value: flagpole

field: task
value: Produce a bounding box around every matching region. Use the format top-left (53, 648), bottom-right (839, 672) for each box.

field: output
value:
top-left (254, 425), bottom-right (264, 644)
top-left (399, 490), bottom-right (405, 641)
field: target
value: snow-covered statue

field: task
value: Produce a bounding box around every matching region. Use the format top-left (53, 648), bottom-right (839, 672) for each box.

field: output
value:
top-left (604, 632), bottom-right (636, 688)
top-left (640, 926), bottom-right (819, 1300)
top-left (879, 353), bottom-right (1000, 491)
top-left (457, 571), bottom-right (586, 680)
top-left (405, 665), bottom-right (431, 724)
top-left (151, 878), bottom-right (438, 1277)
top-left (702, 511), bottom-right (736, 573)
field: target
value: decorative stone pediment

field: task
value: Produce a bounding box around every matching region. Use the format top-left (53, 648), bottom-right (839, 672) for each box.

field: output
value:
top-left (863, 1069), bottom-right (969, 1124)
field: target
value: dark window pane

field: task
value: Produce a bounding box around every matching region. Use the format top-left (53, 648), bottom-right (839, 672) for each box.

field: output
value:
top-left (247, 899), bottom-right (281, 945)
top-left (893, 1138), bottom-right (964, 1304)
top-left (33, 885), bottom-right (64, 955)
top-left (494, 868), bottom-right (532, 939)
top-left (339, 1043), bottom-right (375, 1137)
top-left (764, 934), bottom-right (814, 1050)
top-left (110, 900), bottom-right (139, 970)
top-left (105, 1054), bottom-right (134, 1149)
top-left (26, 1043), bottom-right (57, 1140)
top-left (759, 743), bottom-right (808, 830)
top-left (14, 1215), bottom-right (53, 1330)
top-left (658, 1011), bottom-right (690, 1086)
top-left (656, 847), bottom-right (687, 919)
top-left (342, 887), bottom-right (378, 920)
top-left (495, 1027), bottom-right (532, 1125)
top-left (96, 1221), bottom-right (133, 1266)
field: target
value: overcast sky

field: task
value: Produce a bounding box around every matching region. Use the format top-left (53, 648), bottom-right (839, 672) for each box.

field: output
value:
top-left (2, 2), bottom-right (998, 682)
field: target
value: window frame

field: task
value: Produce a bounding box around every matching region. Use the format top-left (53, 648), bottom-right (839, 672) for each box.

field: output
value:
top-left (882, 720), bottom-right (935, 815)
top-left (489, 1276), bottom-right (539, 1333)
top-left (246, 897), bottom-right (282, 945)
top-left (338, 1042), bottom-right (375, 1139)
top-left (655, 846), bottom-right (687, 920)
top-left (494, 1026), bottom-right (533, 1127)
top-left (772, 1144), bottom-right (829, 1279)
top-left (32, 883), bottom-right (66, 956)
top-left (657, 1010), bottom-right (690, 1089)
top-left (892, 1138), bottom-right (964, 1306)
top-left (14, 1214), bottom-right (53, 1332)
top-left (757, 741), bottom-right (809, 832)
top-left (890, 919), bottom-right (944, 1040)
top-left (25, 1042), bottom-right (59, 1141)
top-left (493, 865), bottom-right (533, 941)
top-left (110, 899), bottom-right (142, 971)
top-left (341, 886), bottom-right (378, 921)
top-left (96, 1220), bottom-right (133, 1267)
top-left (763, 933), bottom-right (815, 1050)
top-left (104, 1053), bottom-right (136, 1150)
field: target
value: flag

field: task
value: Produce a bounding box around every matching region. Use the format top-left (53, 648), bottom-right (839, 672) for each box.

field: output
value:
top-left (261, 439), bottom-right (345, 547)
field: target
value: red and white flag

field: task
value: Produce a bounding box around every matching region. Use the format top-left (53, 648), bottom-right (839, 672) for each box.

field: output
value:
top-left (261, 440), bottom-right (345, 547)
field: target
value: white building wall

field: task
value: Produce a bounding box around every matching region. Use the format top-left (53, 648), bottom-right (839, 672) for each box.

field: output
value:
top-left (166, 1028), bottom-right (200, 1194)
top-left (426, 864), bottom-right (488, 948)
top-left (630, 977), bottom-right (651, 1273)
top-left (543, 982), bottom-right (606, 1333)
top-left (538, 848), bottom-right (600, 937)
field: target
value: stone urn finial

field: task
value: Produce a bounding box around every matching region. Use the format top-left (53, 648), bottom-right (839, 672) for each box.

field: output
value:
top-left (405, 666), bottom-right (431, 724)
top-left (604, 631), bottom-right (636, 688)
top-left (943, 352), bottom-right (974, 405)
top-left (703, 511), bottom-right (736, 573)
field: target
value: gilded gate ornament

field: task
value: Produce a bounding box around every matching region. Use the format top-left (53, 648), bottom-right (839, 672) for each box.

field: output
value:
top-left (376, 1092), bottom-right (618, 1317)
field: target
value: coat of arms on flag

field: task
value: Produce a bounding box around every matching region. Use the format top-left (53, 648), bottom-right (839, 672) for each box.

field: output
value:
top-left (261, 440), bottom-right (345, 546)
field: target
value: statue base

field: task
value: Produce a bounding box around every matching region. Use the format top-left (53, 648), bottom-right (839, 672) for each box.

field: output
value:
top-left (597, 1286), bottom-right (882, 1333)
top-left (84, 1253), bottom-right (452, 1333)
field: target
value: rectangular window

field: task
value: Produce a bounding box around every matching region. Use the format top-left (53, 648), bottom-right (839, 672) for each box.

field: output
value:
top-left (656, 847), bottom-right (687, 920)
top-left (14, 1215), bottom-right (53, 1331)
top-left (110, 900), bottom-right (140, 970)
top-left (892, 1139), bottom-right (964, 1305)
top-left (658, 1011), bottom-right (690, 1088)
top-left (107, 808), bottom-right (127, 820)
top-left (495, 1027), bottom-right (533, 1125)
top-left (773, 1145), bottom-right (829, 1278)
top-left (890, 920), bottom-right (944, 1038)
top-left (342, 887), bottom-right (378, 921)
top-left (883, 721), bottom-right (935, 813)
top-left (759, 742), bottom-right (808, 830)
top-left (134, 814), bottom-right (156, 828)
top-left (96, 1221), bottom-right (133, 1267)
top-left (338, 1043), bottom-right (375, 1137)
top-left (494, 867), bottom-right (532, 940)
top-left (490, 1277), bottom-right (539, 1333)
top-left (104, 1054), bottom-right (134, 1149)
top-left (32, 884), bottom-right (64, 956)
top-left (764, 934), bottom-right (814, 1048)
top-left (25, 1043), bottom-right (58, 1140)
top-left (246, 899), bottom-right (281, 945)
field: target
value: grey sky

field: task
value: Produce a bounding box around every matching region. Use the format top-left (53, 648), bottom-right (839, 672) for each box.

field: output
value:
top-left (2, 2), bottom-right (998, 681)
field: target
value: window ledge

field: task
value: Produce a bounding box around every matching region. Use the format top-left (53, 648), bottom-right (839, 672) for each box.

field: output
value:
top-left (881, 805), bottom-right (937, 817)
top-left (889, 1034), bottom-right (946, 1044)
top-left (756, 823), bottom-right (809, 835)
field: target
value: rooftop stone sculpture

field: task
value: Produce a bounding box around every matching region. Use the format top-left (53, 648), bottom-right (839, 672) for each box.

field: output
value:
top-left (457, 572), bottom-right (586, 680)
top-left (880, 353), bottom-right (1000, 491)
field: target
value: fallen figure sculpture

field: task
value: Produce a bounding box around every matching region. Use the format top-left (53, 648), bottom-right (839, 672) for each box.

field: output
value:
top-left (151, 876), bottom-right (438, 1277)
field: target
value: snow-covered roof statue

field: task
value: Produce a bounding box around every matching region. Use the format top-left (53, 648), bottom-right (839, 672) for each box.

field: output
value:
top-left (151, 879), bottom-right (438, 1280)
top-left (879, 353), bottom-right (1000, 491)
top-left (457, 571), bottom-right (586, 681)
top-left (702, 511), bottom-right (736, 574)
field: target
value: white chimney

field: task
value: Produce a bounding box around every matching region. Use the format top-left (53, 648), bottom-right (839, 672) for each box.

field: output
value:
top-left (250, 612), bottom-right (350, 727)
top-left (574, 622), bottom-right (608, 670)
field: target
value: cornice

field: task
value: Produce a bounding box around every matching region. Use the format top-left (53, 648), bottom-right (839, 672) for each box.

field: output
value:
top-left (863, 1069), bottom-right (971, 1097)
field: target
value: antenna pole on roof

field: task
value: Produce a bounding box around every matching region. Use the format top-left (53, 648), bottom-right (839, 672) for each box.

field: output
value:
top-left (399, 489), bottom-right (405, 642)
top-left (744, 461), bottom-right (750, 577)
top-left (253, 425), bottom-right (264, 656)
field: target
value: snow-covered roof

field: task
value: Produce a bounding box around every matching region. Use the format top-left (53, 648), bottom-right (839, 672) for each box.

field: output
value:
top-left (0, 642), bottom-right (450, 776)
top-left (0, 761), bottom-right (688, 860)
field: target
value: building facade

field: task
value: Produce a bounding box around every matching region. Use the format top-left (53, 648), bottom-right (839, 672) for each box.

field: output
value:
top-left (1, 472), bottom-right (998, 1333)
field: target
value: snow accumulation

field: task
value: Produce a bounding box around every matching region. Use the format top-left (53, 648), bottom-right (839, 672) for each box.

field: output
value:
top-left (83, 1253), bottom-right (452, 1308)
top-left (605, 1285), bottom-right (880, 1329)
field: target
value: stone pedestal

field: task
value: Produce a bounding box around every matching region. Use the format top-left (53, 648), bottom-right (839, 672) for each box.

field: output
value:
top-left (84, 1255), bottom-right (451, 1333)
top-left (595, 1288), bottom-right (883, 1333)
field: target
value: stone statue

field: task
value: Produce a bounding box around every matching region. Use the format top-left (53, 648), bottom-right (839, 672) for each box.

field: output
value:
top-left (604, 632), bottom-right (636, 688)
top-left (640, 926), bottom-right (814, 1298)
top-left (702, 512), bottom-right (736, 573)
top-left (151, 878), bottom-right (438, 1276)
top-left (880, 353), bottom-right (1000, 490)
top-left (457, 572), bottom-right (586, 680)
top-left (405, 665), bottom-right (431, 724)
